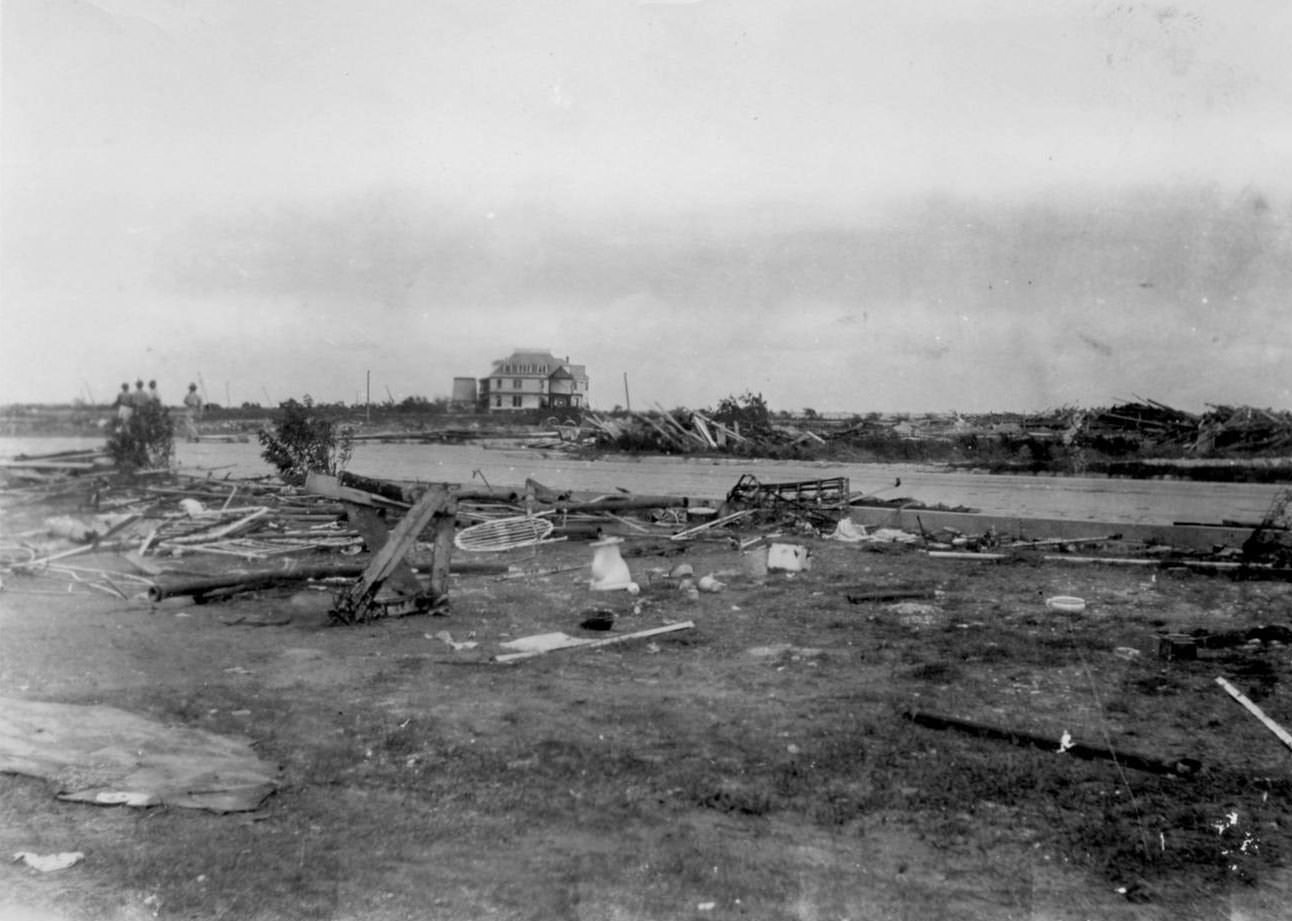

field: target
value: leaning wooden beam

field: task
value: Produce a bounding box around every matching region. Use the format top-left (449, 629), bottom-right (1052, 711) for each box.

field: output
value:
top-left (1216, 676), bottom-right (1292, 752)
top-left (493, 621), bottom-right (695, 664)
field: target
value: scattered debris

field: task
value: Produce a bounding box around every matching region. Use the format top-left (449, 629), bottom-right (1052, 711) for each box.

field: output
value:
top-left (433, 630), bottom-right (479, 651)
top-left (328, 483), bottom-right (457, 624)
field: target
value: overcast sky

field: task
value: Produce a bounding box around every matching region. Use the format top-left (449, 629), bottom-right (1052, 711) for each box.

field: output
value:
top-left (3, 0), bottom-right (1290, 413)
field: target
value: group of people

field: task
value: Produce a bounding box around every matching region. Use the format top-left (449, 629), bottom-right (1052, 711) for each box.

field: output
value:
top-left (112, 379), bottom-right (162, 420)
top-left (113, 378), bottom-right (205, 442)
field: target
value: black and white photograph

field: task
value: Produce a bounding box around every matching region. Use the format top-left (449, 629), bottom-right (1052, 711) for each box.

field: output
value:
top-left (2, 1), bottom-right (1291, 918)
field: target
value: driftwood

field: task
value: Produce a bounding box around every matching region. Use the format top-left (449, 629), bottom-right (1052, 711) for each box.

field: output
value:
top-left (904, 708), bottom-right (1201, 776)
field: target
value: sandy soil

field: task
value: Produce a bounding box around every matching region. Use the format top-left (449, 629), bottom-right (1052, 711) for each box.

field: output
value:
top-left (2, 501), bottom-right (1292, 920)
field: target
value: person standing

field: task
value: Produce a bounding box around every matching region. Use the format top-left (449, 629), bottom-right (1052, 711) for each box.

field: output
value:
top-left (147, 380), bottom-right (162, 404)
top-left (114, 383), bottom-right (133, 422)
top-left (130, 379), bottom-right (148, 410)
top-left (182, 383), bottom-right (204, 442)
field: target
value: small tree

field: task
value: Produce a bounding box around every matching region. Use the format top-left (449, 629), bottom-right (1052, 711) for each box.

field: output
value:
top-left (258, 398), bottom-right (354, 486)
top-left (105, 400), bottom-right (174, 471)
top-left (711, 391), bottom-right (772, 433)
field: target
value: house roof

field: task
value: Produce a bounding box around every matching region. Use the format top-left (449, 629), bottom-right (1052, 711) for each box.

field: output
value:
top-left (482, 350), bottom-right (587, 382)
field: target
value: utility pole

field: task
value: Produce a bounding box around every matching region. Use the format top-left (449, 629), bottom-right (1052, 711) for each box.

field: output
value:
top-left (623, 372), bottom-right (631, 413)
top-left (366, 371), bottom-right (371, 423)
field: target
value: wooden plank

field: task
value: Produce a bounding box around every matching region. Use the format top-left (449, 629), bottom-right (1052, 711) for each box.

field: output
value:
top-left (1216, 677), bottom-right (1292, 752)
top-left (669, 509), bottom-right (756, 541)
top-left (354, 485), bottom-right (452, 597)
top-left (493, 621), bottom-right (695, 664)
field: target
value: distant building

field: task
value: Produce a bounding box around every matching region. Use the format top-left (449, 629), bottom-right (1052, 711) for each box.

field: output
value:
top-left (478, 349), bottom-right (589, 412)
top-left (450, 377), bottom-right (478, 409)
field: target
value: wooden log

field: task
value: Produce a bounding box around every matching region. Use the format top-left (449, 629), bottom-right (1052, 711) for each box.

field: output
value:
top-left (903, 709), bottom-right (1200, 776)
top-left (304, 472), bottom-right (411, 508)
top-left (146, 556), bottom-right (506, 602)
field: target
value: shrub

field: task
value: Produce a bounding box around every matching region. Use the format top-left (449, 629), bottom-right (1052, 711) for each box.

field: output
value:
top-left (258, 398), bottom-right (354, 486)
top-left (710, 391), bottom-right (772, 433)
top-left (105, 400), bottom-right (174, 471)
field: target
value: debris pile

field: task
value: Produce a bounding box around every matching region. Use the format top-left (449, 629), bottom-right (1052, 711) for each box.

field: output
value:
top-left (579, 408), bottom-right (823, 456)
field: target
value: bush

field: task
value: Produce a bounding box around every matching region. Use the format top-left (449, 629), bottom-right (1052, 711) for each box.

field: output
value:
top-left (258, 398), bottom-right (354, 486)
top-left (710, 391), bottom-right (772, 433)
top-left (105, 401), bottom-right (174, 471)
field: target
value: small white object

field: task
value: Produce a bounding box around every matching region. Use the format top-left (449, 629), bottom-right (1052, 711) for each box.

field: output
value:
top-left (1045, 596), bottom-right (1086, 613)
top-left (589, 537), bottom-right (635, 591)
top-left (767, 543), bottom-right (811, 572)
top-left (830, 519), bottom-right (868, 542)
top-left (179, 498), bottom-right (205, 517)
top-left (94, 791), bottom-right (157, 806)
top-left (697, 574), bottom-right (725, 593)
top-left (13, 851), bottom-right (85, 872)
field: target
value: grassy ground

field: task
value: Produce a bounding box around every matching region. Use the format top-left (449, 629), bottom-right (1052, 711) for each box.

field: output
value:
top-left (2, 517), bottom-right (1292, 920)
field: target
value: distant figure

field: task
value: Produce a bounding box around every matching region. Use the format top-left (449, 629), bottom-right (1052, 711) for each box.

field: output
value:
top-left (182, 383), bottom-right (204, 442)
top-left (895, 477), bottom-right (901, 488)
top-left (130, 379), bottom-right (148, 408)
top-left (147, 380), bottom-right (162, 404)
top-left (114, 383), bottom-right (133, 422)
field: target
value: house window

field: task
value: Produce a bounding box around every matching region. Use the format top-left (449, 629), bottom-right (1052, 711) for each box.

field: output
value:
top-left (512, 395), bottom-right (522, 407)
top-left (494, 396), bottom-right (502, 408)
top-left (513, 379), bottom-right (521, 389)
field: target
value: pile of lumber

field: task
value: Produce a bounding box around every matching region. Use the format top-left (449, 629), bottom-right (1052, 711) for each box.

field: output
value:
top-left (579, 407), bottom-right (823, 455)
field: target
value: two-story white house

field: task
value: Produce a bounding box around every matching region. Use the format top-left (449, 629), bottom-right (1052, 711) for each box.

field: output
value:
top-left (478, 349), bottom-right (590, 412)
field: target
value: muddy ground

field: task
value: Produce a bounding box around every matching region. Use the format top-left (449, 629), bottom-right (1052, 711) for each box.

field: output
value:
top-left (3, 503), bottom-right (1292, 920)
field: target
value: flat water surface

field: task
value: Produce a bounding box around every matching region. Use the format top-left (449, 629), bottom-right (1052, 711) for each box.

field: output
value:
top-left (3, 437), bottom-right (1284, 527)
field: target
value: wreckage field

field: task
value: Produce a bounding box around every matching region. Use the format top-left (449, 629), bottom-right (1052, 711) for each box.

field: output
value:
top-left (2, 460), bottom-right (1292, 920)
